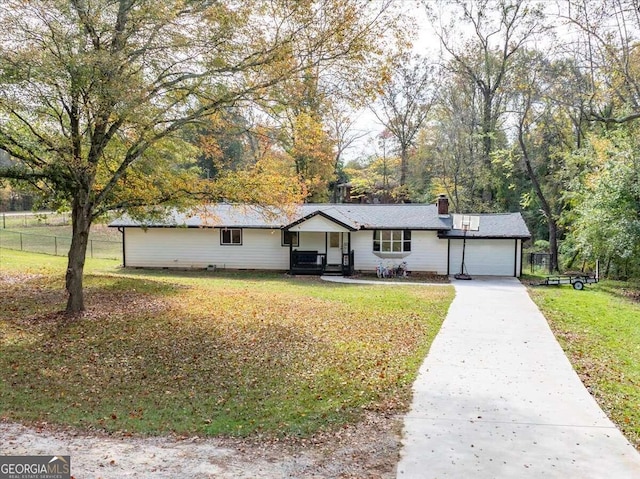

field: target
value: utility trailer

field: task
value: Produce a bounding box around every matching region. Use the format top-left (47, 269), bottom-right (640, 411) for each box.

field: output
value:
top-left (539, 274), bottom-right (599, 290)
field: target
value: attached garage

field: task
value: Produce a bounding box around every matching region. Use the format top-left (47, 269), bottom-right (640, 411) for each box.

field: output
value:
top-left (442, 213), bottom-right (530, 277)
top-left (448, 238), bottom-right (523, 277)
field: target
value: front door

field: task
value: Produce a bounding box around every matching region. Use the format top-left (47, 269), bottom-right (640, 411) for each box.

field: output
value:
top-left (327, 232), bottom-right (342, 265)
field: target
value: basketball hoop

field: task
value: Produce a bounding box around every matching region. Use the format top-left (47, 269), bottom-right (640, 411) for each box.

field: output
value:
top-left (454, 218), bottom-right (472, 280)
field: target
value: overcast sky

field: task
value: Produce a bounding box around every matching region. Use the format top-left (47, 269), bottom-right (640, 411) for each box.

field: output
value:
top-left (344, 1), bottom-right (437, 163)
top-left (344, 0), bottom-right (575, 163)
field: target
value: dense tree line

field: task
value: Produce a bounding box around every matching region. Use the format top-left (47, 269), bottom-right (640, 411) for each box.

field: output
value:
top-left (347, 0), bottom-right (640, 279)
top-left (2, 0), bottom-right (640, 312)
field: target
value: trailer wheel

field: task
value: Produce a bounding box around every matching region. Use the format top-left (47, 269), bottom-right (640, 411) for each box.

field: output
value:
top-left (573, 280), bottom-right (584, 290)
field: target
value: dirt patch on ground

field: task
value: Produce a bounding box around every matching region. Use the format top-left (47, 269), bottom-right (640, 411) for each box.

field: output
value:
top-left (619, 287), bottom-right (640, 303)
top-left (0, 413), bottom-right (402, 478)
top-left (0, 271), bottom-right (44, 285)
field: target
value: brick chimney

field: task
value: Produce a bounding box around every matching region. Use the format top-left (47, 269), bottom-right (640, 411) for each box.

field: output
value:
top-left (436, 194), bottom-right (449, 216)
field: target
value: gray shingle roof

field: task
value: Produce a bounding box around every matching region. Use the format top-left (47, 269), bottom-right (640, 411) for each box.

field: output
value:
top-left (110, 204), bottom-right (294, 229)
top-left (440, 213), bottom-right (531, 239)
top-left (297, 204), bottom-right (451, 230)
top-left (109, 203), bottom-right (531, 238)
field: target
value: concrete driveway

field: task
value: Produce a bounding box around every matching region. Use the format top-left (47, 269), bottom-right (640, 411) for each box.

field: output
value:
top-left (397, 277), bottom-right (640, 478)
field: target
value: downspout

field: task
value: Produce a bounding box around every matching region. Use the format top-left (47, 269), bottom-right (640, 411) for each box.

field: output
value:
top-left (514, 239), bottom-right (518, 277)
top-left (519, 239), bottom-right (524, 277)
top-left (289, 230), bottom-right (293, 275)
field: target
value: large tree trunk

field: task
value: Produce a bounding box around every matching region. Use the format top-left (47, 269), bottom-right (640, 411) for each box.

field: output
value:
top-left (399, 146), bottom-right (408, 187)
top-left (522, 156), bottom-right (560, 273)
top-left (518, 128), bottom-right (560, 273)
top-left (65, 197), bottom-right (92, 313)
top-left (565, 249), bottom-right (580, 271)
top-left (481, 91), bottom-right (494, 204)
top-left (547, 216), bottom-right (559, 273)
top-left (482, 93), bottom-right (493, 167)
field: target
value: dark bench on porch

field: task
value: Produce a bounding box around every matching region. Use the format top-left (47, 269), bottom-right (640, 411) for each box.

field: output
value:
top-left (290, 250), bottom-right (326, 275)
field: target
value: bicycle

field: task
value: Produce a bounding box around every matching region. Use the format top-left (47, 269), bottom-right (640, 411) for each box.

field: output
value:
top-left (395, 261), bottom-right (408, 278)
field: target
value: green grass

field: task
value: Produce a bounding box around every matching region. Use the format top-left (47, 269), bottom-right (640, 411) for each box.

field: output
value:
top-left (4, 223), bottom-right (122, 241)
top-left (0, 211), bottom-right (71, 229)
top-left (520, 272), bottom-right (550, 281)
top-left (0, 248), bottom-right (120, 275)
top-left (529, 281), bottom-right (640, 448)
top-left (0, 223), bottom-right (121, 260)
top-left (0, 249), bottom-right (454, 438)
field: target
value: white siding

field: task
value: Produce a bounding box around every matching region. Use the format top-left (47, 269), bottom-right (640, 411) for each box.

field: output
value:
top-left (351, 230), bottom-right (448, 274)
top-left (297, 232), bottom-right (326, 253)
top-left (124, 227), bottom-right (521, 276)
top-left (124, 228), bottom-right (289, 270)
top-left (409, 231), bottom-right (450, 274)
top-left (289, 215), bottom-right (350, 232)
top-left (448, 239), bottom-right (518, 276)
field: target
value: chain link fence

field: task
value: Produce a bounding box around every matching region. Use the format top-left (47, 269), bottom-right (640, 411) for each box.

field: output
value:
top-left (0, 228), bottom-right (122, 260)
top-left (1, 211), bottom-right (71, 228)
top-left (526, 252), bottom-right (552, 275)
top-left (0, 211), bottom-right (121, 260)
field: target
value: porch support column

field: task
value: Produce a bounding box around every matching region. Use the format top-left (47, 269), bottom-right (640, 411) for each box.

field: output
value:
top-left (348, 232), bottom-right (353, 274)
top-left (289, 230), bottom-right (293, 274)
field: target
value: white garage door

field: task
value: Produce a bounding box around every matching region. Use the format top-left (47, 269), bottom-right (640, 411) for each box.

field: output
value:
top-left (449, 239), bottom-right (517, 276)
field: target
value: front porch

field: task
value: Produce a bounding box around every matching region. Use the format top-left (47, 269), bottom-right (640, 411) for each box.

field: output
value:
top-left (285, 209), bottom-right (357, 276)
top-left (289, 249), bottom-right (354, 276)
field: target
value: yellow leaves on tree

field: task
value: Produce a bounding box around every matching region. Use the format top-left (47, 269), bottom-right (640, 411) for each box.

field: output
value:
top-left (344, 155), bottom-right (402, 204)
top-left (287, 112), bottom-right (336, 202)
top-left (212, 166), bottom-right (306, 212)
top-left (98, 137), bottom-right (203, 220)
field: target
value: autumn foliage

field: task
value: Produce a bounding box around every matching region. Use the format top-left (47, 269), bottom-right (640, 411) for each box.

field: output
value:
top-left (0, 251), bottom-right (453, 437)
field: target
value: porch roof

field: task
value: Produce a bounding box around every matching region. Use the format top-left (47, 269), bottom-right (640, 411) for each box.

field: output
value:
top-left (285, 208), bottom-right (358, 232)
top-left (301, 204), bottom-right (450, 230)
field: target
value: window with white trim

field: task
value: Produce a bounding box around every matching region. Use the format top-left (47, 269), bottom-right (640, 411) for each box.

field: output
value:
top-left (373, 230), bottom-right (411, 252)
top-left (221, 228), bottom-right (242, 245)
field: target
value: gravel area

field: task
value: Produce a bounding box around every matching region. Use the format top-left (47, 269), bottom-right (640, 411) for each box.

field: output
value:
top-left (0, 413), bottom-right (401, 478)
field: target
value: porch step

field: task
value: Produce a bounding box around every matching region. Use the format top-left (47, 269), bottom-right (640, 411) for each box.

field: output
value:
top-left (324, 264), bottom-right (343, 275)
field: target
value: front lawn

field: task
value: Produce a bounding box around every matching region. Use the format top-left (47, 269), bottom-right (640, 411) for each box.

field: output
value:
top-left (0, 249), bottom-right (454, 438)
top-left (529, 281), bottom-right (640, 448)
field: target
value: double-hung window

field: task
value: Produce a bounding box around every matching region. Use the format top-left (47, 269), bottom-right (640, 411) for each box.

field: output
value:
top-left (221, 228), bottom-right (242, 245)
top-left (373, 230), bottom-right (411, 253)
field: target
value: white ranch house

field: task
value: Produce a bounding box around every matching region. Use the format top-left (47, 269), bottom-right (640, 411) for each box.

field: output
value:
top-left (109, 197), bottom-right (531, 277)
